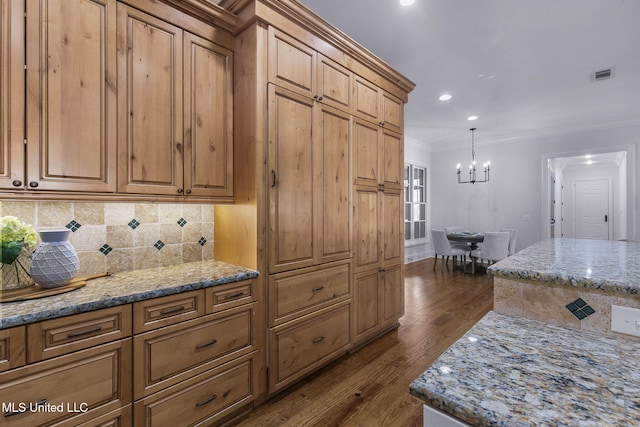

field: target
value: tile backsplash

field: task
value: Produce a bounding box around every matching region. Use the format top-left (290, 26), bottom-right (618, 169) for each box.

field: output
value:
top-left (0, 201), bottom-right (214, 277)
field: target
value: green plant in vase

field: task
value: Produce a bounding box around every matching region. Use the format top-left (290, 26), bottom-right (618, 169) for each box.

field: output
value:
top-left (1, 216), bottom-right (37, 287)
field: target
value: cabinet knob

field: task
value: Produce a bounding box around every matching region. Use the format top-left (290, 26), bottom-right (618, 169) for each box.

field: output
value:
top-left (11, 180), bottom-right (22, 187)
top-left (177, 188), bottom-right (183, 194)
top-left (29, 181), bottom-right (39, 188)
top-left (185, 189), bottom-right (192, 195)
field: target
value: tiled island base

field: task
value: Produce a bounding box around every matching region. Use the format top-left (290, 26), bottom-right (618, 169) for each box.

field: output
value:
top-left (494, 276), bottom-right (640, 341)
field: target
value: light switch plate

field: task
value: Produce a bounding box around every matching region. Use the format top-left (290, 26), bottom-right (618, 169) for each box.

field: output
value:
top-left (611, 305), bottom-right (640, 338)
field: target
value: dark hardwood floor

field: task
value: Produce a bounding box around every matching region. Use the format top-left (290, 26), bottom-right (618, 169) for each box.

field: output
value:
top-left (233, 258), bottom-right (493, 427)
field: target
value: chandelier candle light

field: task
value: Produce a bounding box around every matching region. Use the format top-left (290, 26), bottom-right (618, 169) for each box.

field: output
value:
top-left (456, 127), bottom-right (490, 184)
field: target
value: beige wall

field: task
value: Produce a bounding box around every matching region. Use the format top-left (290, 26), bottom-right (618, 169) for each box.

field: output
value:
top-left (0, 201), bottom-right (214, 277)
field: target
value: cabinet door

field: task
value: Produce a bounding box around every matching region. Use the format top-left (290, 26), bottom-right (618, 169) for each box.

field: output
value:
top-left (269, 27), bottom-right (315, 97)
top-left (352, 75), bottom-right (379, 123)
top-left (353, 269), bottom-right (380, 343)
top-left (183, 32), bottom-right (233, 198)
top-left (25, 0), bottom-right (117, 192)
top-left (354, 186), bottom-right (380, 272)
top-left (381, 263), bottom-right (403, 323)
top-left (268, 85), bottom-right (316, 272)
top-left (381, 128), bottom-right (403, 189)
top-left (381, 91), bottom-right (403, 133)
top-left (117, 4), bottom-right (183, 195)
top-left (0, 0), bottom-right (25, 190)
top-left (352, 118), bottom-right (379, 187)
top-left (316, 103), bottom-right (351, 263)
top-left (317, 53), bottom-right (351, 111)
top-left (381, 188), bottom-right (403, 266)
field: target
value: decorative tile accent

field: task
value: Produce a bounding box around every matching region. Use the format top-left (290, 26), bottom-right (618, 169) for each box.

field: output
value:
top-left (66, 220), bottom-right (82, 232)
top-left (99, 244), bottom-right (113, 256)
top-left (566, 298), bottom-right (596, 320)
top-left (154, 240), bottom-right (165, 250)
top-left (177, 218), bottom-right (187, 227)
top-left (198, 237), bottom-right (207, 246)
top-left (128, 219), bottom-right (140, 230)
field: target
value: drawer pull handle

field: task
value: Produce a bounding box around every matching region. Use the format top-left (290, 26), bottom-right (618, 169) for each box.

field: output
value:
top-left (160, 305), bottom-right (186, 315)
top-left (195, 339), bottom-right (218, 350)
top-left (67, 326), bottom-right (102, 338)
top-left (195, 394), bottom-right (217, 408)
top-left (224, 292), bottom-right (244, 300)
top-left (311, 286), bottom-right (324, 292)
top-left (5, 399), bottom-right (46, 418)
top-left (312, 336), bottom-right (325, 344)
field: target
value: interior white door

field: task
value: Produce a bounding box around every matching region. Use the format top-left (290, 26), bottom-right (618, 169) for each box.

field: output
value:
top-left (574, 178), bottom-right (610, 240)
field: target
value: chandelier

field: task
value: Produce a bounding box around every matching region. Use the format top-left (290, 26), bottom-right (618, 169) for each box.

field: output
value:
top-left (456, 128), bottom-right (490, 184)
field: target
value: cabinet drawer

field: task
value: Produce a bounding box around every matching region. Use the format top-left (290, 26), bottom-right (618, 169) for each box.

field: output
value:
top-left (54, 404), bottom-right (132, 427)
top-left (27, 305), bottom-right (132, 363)
top-left (0, 339), bottom-right (131, 426)
top-left (0, 326), bottom-right (25, 372)
top-left (134, 356), bottom-right (253, 427)
top-left (269, 301), bottom-right (350, 392)
top-left (133, 290), bottom-right (204, 334)
top-left (205, 280), bottom-right (255, 314)
top-left (269, 261), bottom-right (351, 326)
top-left (133, 305), bottom-right (253, 398)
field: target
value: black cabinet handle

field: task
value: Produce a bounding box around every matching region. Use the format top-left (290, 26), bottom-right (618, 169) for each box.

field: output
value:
top-left (224, 292), bottom-right (244, 300)
top-left (195, 339), bottom-right (218, 350)
top-left (271, 170), bottom-right (277, 187)
top-left (11, 180), bottom-right (22, 187)
top-left (311, 286), bottom-right (324, 292)
top-left (195, 394), bottom-right (217, 408)
top-left (29, 181), bottom-right (39, 188)
top-left (312, 336), bottom-right (325, 344)
top-left (160, 305), bottom-right (186, 315)
top-left (605, 214), bottom-right (608, 223)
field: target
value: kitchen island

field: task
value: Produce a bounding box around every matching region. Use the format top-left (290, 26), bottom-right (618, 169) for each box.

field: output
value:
top-left (410, 238), bottom-right (640, 426)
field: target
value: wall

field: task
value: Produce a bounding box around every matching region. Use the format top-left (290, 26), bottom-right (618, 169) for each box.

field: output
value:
top-left (0, 201), bottom-right (214, 278)
top-left (404, 135), bottom-right (432, 263)
top-left (428, 124), bottom-right (640, 254)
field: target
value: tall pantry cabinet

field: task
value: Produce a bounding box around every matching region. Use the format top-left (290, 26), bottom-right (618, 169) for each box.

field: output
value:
top-left (214, 0), bottom-right (414, 398)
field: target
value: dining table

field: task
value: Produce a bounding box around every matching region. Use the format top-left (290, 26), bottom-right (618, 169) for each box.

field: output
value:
top-left (446, 231), bottom-right (485, 273)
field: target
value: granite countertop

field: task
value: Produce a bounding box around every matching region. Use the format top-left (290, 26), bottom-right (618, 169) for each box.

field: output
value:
top-left (0, 260), bottom-right (259, 329)
top-left (488, 238), bottom-right (640, 296)
top-left (410, 311), bottom-right (640, 426)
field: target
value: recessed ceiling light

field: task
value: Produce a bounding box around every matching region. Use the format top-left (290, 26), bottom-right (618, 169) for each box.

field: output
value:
top-left (439, 94), bottom-right (452, 101)
top-left (467, 116), bottom-right (478, 121)
top-left (400, 0), bottom-right (415, 6)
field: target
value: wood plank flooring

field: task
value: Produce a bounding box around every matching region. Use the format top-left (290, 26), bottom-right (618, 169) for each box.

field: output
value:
top-left (233, 258), bottom-right (493, 427)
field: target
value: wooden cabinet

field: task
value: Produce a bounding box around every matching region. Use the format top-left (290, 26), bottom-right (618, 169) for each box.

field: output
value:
top-left (268, 84), bottom-right (351, 273)
top-left (269, 27), bottom-right (352, 112)
top-left (116, 3), bottom-right (233, 199)
top-left (0, 0), bottom-right (25, 190)
top-left (269, 301), bottom-right (350, 393)
top-left (353, 74), bottom-right (403, 133)
top-left (0, 339), bottom-right (132, 426)
top-left (1, 0), bottom-right (118, 192)
top-left (354, 117), bottom-right (403, 190)
top-left (0, 326), bottom-right (25, 372)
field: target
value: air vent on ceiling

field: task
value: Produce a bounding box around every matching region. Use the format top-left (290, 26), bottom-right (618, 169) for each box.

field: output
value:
top-left (593, 67), bottom-right (615, 81)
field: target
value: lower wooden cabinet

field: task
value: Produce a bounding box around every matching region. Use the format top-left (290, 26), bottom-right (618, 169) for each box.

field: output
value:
top-left (0, 326), bottom-right (25, 372)
top-left (0, 339), bottom-right (131, 426)
top-left (133, 355), bottom-right (254, 427)
top-left (269, 301), bottom-right (351, 393)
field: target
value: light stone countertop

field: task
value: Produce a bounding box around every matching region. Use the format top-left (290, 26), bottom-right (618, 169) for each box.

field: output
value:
top-left (488, 238), bottom-right (640, 296)
top-left (0, 260), bottom-right (259, 329)
top-left (410, 311), bottom-right (640, 426)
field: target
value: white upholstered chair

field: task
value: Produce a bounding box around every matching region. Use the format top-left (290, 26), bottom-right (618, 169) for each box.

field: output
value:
top-left (470, 231), bottom-right (510, 274)
top-left (500, 228), bottom-right (518, 255)
top-left (431, 229), bottom-right (468, 271)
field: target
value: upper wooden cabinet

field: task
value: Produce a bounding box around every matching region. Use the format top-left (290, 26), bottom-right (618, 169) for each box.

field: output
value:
top-left (1, 0), bottom-right (117, 192)
top-left (117, 3), bottom-right (233, 198)
top-left (353, 117), bottom-right (403, 190)
top-left (353, 74), bottom-right (404, 132)
top-left (269, 27), bottom-right (352, 112)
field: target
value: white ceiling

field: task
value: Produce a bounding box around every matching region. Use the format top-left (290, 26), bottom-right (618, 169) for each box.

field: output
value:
top-left (298, 0), bottom-right (640, 151)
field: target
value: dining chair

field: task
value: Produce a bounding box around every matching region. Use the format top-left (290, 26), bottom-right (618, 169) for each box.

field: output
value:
top-left (444, 226), bottom-right (470, 251)
top-left (470, 231), bottom-right (510, 274)
top-left (500, 228), bottom-right (518, 255)
top-left (431, 229), bottom-right (468, 271)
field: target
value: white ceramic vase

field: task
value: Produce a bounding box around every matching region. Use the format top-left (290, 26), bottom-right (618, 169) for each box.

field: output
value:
top-left (30, 230), bottom-right (79, 288)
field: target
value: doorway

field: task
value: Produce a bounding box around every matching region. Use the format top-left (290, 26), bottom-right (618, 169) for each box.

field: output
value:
top-left (545, 150), bottom-right (627, 241)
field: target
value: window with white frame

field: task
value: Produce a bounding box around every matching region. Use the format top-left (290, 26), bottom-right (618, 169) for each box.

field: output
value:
top-left (404, 164), bottom-right (427, 241)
